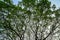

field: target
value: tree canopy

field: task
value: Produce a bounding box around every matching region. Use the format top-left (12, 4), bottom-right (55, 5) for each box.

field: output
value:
top-left (0, 0), bottom-right (60, 40)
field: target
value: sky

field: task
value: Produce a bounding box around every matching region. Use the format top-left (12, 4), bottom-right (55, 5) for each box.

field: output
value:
top-left (49, 0), bottom-right (60, 9)
top-left (13, 0), bottom-right (60, 9)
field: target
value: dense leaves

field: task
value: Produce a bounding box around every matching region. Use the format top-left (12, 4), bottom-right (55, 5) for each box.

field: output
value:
top-left (0, 0), bottom-right (60, 40)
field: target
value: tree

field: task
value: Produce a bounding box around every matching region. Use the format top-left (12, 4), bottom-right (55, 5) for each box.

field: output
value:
top-left (0, 0), bottom-right (60, 40)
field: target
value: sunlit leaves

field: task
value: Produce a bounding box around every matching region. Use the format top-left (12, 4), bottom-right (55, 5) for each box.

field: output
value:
top-left (0, 0), bottom-right (60, 40)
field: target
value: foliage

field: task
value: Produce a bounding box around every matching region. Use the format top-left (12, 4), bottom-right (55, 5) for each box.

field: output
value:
top-left (0, 0), bottom-right (60, 40)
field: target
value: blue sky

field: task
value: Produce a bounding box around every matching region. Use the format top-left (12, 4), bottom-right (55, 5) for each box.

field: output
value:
top-left (49, 0), bottom-right (60, 9)
top-left (13, 0), bottom-right (60, 9)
